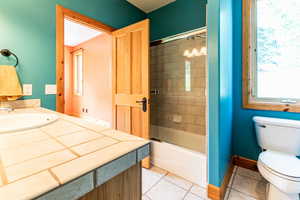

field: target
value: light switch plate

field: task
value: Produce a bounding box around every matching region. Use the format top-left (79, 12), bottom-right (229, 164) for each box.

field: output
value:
top-left (45, 84), bottom-right (57, 95)
top-left (22, 84), bottom-right (32, 96)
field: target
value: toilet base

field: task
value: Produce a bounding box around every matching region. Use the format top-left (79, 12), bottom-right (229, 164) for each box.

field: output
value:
top-left (267, 183), bottom-right (299, 200)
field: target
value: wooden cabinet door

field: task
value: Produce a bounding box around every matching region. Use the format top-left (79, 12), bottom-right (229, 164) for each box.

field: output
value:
top-left (112, 19), bottom-right (150, 168)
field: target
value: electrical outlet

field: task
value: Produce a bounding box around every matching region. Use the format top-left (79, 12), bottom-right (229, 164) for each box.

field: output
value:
top-left (22, 84), bottom-right (32, 96)
top-left (45, 84), bottom-right (56, 95)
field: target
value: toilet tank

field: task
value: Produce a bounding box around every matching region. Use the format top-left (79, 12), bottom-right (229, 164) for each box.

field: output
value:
top-left (253, 116), bottom-right (300, 155)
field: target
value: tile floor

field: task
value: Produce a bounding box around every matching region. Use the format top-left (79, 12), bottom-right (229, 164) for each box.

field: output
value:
top-left (226, 166), bottom-right (267, 200)
top-left (142, 166), bottom-right (267, 200)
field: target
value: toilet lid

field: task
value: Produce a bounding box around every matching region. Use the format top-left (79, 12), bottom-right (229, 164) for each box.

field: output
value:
top-left (259, 151), bottom-right (300, 178)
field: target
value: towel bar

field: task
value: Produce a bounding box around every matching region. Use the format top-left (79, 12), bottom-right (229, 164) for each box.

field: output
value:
top-left (0, 49), bottom-right (18, 67)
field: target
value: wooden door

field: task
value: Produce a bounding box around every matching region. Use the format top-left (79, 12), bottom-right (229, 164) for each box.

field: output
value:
top-left (112, 19), bottom-right (150, 168)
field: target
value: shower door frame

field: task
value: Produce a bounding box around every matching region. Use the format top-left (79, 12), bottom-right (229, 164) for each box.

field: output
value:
top-left (149, 28), bottom-right (209, 187)
top-left (150, 27), bottom-right (208, 152)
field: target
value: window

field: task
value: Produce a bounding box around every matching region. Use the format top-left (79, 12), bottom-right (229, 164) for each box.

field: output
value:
top-left (243, 0), bottom-right (300, 112)
top-left (73, 49), bottom-right (83, 96)
top-left (185, 60), bottom-right (191, 92)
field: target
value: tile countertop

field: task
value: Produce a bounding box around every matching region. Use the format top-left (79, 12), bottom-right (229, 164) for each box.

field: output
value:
top-left (0, 108), bottom-right (150, 200)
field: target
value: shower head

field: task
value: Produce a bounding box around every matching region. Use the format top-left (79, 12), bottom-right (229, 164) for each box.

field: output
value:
top-left (196, 34), bottom-right (207, 38)
top-left (186, 34), bottom-right (207, 40)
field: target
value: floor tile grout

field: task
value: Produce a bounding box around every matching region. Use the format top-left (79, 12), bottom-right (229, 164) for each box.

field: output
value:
top-left (227, 167), bottom-right (237, 188)
top-left (143, 170), bottom-right (168, 195)
top-left (163, 172), bottom-right (194, 192)
top-left (144, 168), bottom-right (198, 200)
top-left (189, 185), bottom-right (207, 198)
top-left (143, 165), bottom-right (265, 200)
top-left (224, 170), bottom-right (235, 200)
top-left (144, 194), bottom-right (152, 200)
top-left (230, 188), bottom-right (262, 200)
top-left (235, 167), bottom-right (263, 181)
top-left (224, 189), bottom-right (231, 200)
top-left (181, 183), bottom-right (193, 200)
top-left (158, 169), bottom-right (206, 199)
top-left (229, 166), bottom-right (267, 200)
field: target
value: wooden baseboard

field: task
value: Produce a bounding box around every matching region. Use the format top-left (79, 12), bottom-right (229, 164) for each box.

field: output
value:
top-left (232, 155), bottom-right (258, 171)
top-left (207, 159), bottom-right (234, 200)
top-left (207, 156), bottom-right (258, 200)
top-left (207, 184), bottom-right (221, 200)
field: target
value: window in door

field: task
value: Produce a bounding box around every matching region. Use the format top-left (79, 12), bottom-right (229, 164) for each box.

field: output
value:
top-left (73, 49), bottom-right (83, 96)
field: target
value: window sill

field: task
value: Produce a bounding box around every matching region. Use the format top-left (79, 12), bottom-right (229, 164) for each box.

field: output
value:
top-left (243, 101), bottom-right (300, 113)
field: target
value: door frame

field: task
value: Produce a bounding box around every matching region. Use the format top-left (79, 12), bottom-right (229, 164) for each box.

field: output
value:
top-left (55, 5), bottom-right (115, 113)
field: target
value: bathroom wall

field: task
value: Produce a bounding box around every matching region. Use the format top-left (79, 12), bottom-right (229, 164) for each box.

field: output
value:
top-left (0, 0), bottom-right (146, 110)
top-left (207, 0), bottom-right (234, 187)
top-left (64, 34), bottom-right (112, 125)
top-left (232, 0), bottom-right (300, 161)
top-left (147, 0), bottom-right (207, 41)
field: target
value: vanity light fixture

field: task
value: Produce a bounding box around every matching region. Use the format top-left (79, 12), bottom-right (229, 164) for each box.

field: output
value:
top-left (183, 47), bottom-right (207, 58)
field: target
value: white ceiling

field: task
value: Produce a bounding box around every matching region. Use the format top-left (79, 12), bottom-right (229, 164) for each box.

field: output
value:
top-left (127, 0), bottom-right (176, 13)
top-left (64, 19), bottom-right (102, 47)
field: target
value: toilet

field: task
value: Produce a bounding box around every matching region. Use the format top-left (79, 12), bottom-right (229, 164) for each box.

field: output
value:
top-left (253, 116), bottom-right (300, 200)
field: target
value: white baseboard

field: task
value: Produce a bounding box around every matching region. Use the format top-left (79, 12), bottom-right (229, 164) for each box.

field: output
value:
top-left (81, 116), bottom-right (111, 128)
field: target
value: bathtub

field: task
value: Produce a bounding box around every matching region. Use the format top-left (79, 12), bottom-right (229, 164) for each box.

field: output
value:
top-left (150, 125), bottom-right (207, 187)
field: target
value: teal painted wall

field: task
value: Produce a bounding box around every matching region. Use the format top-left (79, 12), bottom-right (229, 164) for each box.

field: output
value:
top-left (207, 0), bottom-right (221, 186)
top-left (232, 0), bottom-right (300, 161)
top-left (219, 0), bottom-right (233, 187)
top-left (1, 0), bottom-right (236, 188)
top-left (148, 0), bottom-right (234, 187)
top-left (147, 0), bottom-right (207, 41)
top-left (0, 0), bottom-right (146, 110)
top-left (208, 0), bottom-right (234, 186)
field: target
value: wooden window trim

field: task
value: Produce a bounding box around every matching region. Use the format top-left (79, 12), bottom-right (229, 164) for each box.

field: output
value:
top-left (242, 0), bottom-right (300, 113)
top-left (56, 5), bottom-right (115, 113)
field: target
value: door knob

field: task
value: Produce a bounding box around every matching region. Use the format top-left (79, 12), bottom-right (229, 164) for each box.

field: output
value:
top-left (136, 97), bottom-right (147, 112)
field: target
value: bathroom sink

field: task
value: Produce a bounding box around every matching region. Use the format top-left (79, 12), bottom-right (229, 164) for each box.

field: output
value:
top-left (0, 113), bottom-right (58, 133)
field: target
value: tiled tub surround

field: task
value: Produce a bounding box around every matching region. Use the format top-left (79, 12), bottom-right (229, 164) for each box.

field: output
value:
top-left (0, 108), bottom-right (150, 200)
top-left (150, 33), bottom-right (207, 153)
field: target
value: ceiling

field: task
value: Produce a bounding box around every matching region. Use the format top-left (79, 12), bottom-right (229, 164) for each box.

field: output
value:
top-left (64, 19), bottom-right (102, 47)
top-left (127, 0), bottom-right (176, 13)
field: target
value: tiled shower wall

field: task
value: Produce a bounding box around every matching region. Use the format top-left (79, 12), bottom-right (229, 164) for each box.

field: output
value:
top-left (150, 33), bottom-right (207, 151)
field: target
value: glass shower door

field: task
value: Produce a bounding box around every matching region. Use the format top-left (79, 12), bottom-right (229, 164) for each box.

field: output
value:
top-left (150, 32), bottom-right (207, 153)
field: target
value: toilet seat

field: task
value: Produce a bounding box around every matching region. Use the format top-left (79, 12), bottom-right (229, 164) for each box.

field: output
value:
top-left (258, 151), bottom-right (300, 194)
top-left (259, 150), bottom-right (300, 180)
